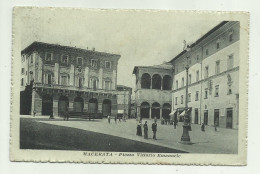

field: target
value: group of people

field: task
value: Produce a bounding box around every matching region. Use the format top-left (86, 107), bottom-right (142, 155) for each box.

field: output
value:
top-left (136, 119), bottom-right (158, 140)
top-left (107, 115), bottom-right (126, 124)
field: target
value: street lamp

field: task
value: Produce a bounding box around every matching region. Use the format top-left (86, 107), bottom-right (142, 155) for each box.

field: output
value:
top-left (180, 40), bottom-right (192, 144)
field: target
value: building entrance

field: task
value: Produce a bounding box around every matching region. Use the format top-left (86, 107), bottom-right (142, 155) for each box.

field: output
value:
top-left (226, 108), bottom-right (233, 129)
top-left (151, 102), bottom-right (160, 119)
top-left (214, 109), bottom-right (220, 126)
top-left (195, 109), bottom-right (199, 124)
top-left (89, 98), bottom-right (98, 113)
top-left (162, 103), bottom-right (171, 120)
top-left (58, 96), bottom-right (69, 116)
top-left (204, 110), bottom-right (208, 125)
top-left (42, 95), bottom-right (53, 115)
top-left (140, 102), bottom-right (150, 118)
top-left (102, 99), bottom-right (111, 117)
top-left (73, 96), bottom-right (84, 112)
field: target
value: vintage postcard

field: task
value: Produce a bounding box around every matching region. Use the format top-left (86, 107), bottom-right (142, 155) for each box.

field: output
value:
top-left (10, 7), bottom-right (249, 165)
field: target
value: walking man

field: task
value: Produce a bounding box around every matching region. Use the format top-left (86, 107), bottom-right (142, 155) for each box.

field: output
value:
top-left (152, 120), bottom-right (157, 140)
top-left (108, 115), bottom-right (111, 124)
top-left (114, 115), bottom-right (117, 124)
top-left (143, 121), bottom-right (148, 139)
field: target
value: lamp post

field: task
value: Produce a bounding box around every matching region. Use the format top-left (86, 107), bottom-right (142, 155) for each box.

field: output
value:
top-left (181, 40), bottom-right (191, 143)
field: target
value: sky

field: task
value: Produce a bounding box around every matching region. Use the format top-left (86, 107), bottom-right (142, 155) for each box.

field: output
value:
top-left (18, 8), bottom-right (222, 89)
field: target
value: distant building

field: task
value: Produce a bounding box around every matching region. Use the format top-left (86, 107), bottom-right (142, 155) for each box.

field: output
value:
top-left (116, 85), bottom-right (132, 118)
top-left (133, 64), bottom-right (173, 120)
top-left (133, 21), bottom-right (240, 129)
top-left (20, 42), bottom-right (121, 117)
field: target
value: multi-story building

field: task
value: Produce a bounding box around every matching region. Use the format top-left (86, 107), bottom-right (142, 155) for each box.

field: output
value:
top-left (116, 85), bottom-right (132, 118)
top-left (20, 41), bottom-right (123, 117)
top-left (133, 21), bottom-right (240, 129)
top-left (133, 64), bottom-right (173, 119)
top-left (171, 21), bottom-right (240, 129)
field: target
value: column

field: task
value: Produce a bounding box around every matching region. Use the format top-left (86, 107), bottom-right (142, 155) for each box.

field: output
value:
top-left (53, 99), bottom-right (58, 117)
top-left (54, 63), bottom-right (59, 84)
top-left (99, 68), bottom-right (103, 89)
top-left (160, 107), bottom-right (162, 119)
top-left (84, 67), bottom-right (89, 88)
top-left (69, 64), bottom-right (75, 86)
top-left (112, 69), bottom-right (117, 90)
top-left (149, 107), bottom-right (152, 119)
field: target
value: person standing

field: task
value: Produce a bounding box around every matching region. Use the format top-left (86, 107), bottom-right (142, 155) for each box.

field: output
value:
top-left (173, 120), bottom-right (177, 129)
top-left (107, 115), bottom-right (111, 124)
top-left (143, 121), bottom-right (148, 139)
top-left (114, 115), bottom-right (117, 124)
top-left (33, 110), bottom-right (36, 117)
top-left (214, 122), bottom-right (218, 132)
top-left (201, 123), bottom-right (205, 132)
top-left (152, 120), bottom-right (157, 140)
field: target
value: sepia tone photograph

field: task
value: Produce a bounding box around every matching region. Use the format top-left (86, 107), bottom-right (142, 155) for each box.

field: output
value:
top-left (10, 7), bottom-right (249, 165)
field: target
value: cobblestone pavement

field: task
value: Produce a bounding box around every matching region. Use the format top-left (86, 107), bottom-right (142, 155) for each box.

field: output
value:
top-left (22, 115), bottom-right (238, 154)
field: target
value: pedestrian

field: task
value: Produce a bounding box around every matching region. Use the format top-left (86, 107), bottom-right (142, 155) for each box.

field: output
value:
top-left (136, 121), bottom-right (142, 136)
top-left (143, 121), bottom-right (148, 139)
top-left (33, 110), bottom-right (36, 117)
top-left (65, 110), bottom-right (69, 121)
top-left (214, 122), bottom-right (218, 132)
top-left (152, 120), bottom-right (157, 140)
top-left (114, 115), bottom-right (117, 124)
top-left (107, 115), bottom-right (111, 124)
top-left (174, 120), bottom-right (177, 129)
top-left (201, 123), bottom-right (205, 131)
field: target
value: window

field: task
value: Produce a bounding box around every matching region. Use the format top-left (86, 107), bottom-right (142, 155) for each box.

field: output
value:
top-left (196, 55), bottom-right (199, 62)
top-left (105, 61), bottom-right (111, 69)
top-left (21, 78), bottom-right (24, 86)
top-left (204, 88), bottom-right (208, 99)
top-left (188, 93), bottom-right (191, 102)
top-left (228, 84), bottom-right (232, 95)
top-left (182, 77), bottom-right (184, 87)
top-left (215, 61), bottom-right (220, 74)
top-left (205, 66), bottom-right (209, 78)
top-left (206, 49), bottom-right (209, 55)
top-left (29, 71), bottom-right (34, 81)
top-left (91, 59), bottom-right (98, 68)
top-left (30, 55), bottom-right (33, 64)
top-left (175, 97), bottom-right (178, 105)
top-left (21, 68), bottom-right (25, 74)
top-left (61, 55), bottom-right (69, 64)
top-left (45, 52), bottom-right (52, 61)
top-left (195, 91), bottom-right (199, 101)
top-left (215, 85), bottom-right (219, 97)
top-left (176, 80), bottom-right (178, 89)
top-left (188, 74), bottom-right (191, 85)
top-left (216, 41), bottom-right (220, 49)
top-left (229, 33), bottom-right (233, 42)
top-left (60, 76), bottom-right (68, 86)
top-left (181, 95), bottom-right (184, 104)
top-left (104, 81), bottom-right (111, 90)
top-left (91, 78), bottom-right (98, 90)
top-left (77, 57), bottom-right (83, 66)
top-left (77, 77), bottom-right (83, 88)
top-left (227, 55), bottom-right (234, 70)
top-left (196, 70), bottom-right (199, 82)
top-left (44, 73), bottom-right (52, 84)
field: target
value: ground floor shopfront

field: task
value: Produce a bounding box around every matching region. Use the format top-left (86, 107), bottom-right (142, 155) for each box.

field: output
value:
top-left (28, 86), bottom-right (118, 117)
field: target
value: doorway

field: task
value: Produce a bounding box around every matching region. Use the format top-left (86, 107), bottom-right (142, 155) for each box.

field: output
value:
top-left (214, 109), bottom-right (220, 126)
top-left (226, 108), bottom-right (233, 129)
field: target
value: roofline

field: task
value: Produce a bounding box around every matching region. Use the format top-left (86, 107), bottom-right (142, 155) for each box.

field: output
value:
top-left (21, 41), bottom-right (121, 58)
top-left (168, 21), bottom-right (230, 63)
top-left (132, 65), bottom-right (173, 74)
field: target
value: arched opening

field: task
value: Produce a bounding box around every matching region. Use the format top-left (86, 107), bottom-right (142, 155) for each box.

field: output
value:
top-left (152, 74), bottom-right (162, 89)
top-left (58, 96), bottom-right (69, 116)
top-left (151, 102), bottom-right (160, 119)
top-left (140, 102), bottom-right (150, 118)
top-left (42, 94), bottom-right (53, 115)
top-left (141, 73), bottom-right (151, 89)
top-left (102, 99), bottom-right (111, 117)
top-left (162, 75), bottom-right (172, 90)
top-left (162, 103), bottom-right (171, 120)
top-left (73, 96), bottom-right (84, 112)
top-left (88, 98), bottom-right (98, 113)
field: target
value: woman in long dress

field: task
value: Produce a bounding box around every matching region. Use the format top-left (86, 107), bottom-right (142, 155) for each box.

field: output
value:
top-left (143, 121), bottom-right (148, 139)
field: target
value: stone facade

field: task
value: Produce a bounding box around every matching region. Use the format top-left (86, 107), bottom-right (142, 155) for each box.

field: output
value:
top-left (20, 42), bottom-right (122, 117)
top-left (171, 21), bottom-right (240, 129)
top-left (133, 21), bottom-right (240, 129)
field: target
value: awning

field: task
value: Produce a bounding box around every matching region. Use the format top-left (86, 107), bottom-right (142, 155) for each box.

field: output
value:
top-left (118, 110), bottom-right (124, 114)
top-left (179, 110), bottom-right (186, 116)
top-left (169, 110), bottom-right (176, 116)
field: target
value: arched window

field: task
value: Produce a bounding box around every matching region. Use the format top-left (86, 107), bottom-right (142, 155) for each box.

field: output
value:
top-left (141, 73), bottom-right (151, 89)
top-left (162, 75), bottom-right (171, 90)
top-left (152, 74), bottom-right (162, 89)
